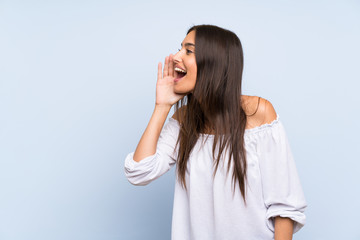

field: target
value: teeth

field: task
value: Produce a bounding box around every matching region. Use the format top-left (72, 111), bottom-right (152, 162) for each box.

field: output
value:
top-left (174, 67), bottom-right (187, 73)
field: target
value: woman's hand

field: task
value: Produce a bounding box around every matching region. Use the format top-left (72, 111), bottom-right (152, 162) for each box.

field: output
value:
top-left (155, 54), bottom-right (186, 107)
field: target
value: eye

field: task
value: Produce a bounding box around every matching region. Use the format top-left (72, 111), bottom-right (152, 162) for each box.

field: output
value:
top-left (178, 48), bottom-right (193, 54)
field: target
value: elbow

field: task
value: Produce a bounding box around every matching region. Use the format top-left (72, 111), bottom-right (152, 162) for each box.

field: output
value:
top-left (124, 168), bottom-right (153, 186)
top-left (123, 151), bottom-right (159, 186)
top-left (126, 177), bottom-right (151, 186)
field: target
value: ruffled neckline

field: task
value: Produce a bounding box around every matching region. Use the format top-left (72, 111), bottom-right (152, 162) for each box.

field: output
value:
top-left (168, 114), bottom-right (280, 137)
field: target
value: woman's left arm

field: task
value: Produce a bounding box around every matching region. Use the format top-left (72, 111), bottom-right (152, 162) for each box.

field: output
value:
top-left (274, 216), bottom-right (294, 240)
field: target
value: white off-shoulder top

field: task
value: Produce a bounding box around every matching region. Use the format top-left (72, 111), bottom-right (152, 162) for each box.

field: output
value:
top-left (124, 114), bottom-right (307, 240)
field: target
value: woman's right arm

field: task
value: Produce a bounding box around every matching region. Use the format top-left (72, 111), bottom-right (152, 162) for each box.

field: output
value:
top-left (133, 105), bottom-right (171, 162)
top-left (124, 54), bottom-right (185, 185)
top-left (132, 54), bottom-right (185, 163)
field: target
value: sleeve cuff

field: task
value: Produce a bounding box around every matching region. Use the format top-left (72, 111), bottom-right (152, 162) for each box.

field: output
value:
top-left (124, 152), bottom-right (156, 169)
top-left (124, 152), bottom-right (157, 186)
top-left (265, 207), bottom-right (306, 234)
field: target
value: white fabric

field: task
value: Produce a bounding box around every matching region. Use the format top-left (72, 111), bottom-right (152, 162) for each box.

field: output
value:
top-left (124, 114), bottom-right (307, 240)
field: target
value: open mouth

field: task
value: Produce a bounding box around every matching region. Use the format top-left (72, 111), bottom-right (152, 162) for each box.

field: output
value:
top-left (174, 67), bottom-right (187, 82)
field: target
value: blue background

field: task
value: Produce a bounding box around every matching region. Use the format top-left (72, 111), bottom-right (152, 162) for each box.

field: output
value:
top-left (1, 0), bottom-right (359, 239)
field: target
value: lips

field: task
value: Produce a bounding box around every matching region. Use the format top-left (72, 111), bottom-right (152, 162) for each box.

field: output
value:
top-left (174, 66), bottom-right (187, 82)
top-left (175, 65), bottom-right (186, 71)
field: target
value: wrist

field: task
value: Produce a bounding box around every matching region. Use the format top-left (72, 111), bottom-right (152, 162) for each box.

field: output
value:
top-left (154, 103), bottom-right (172, 111)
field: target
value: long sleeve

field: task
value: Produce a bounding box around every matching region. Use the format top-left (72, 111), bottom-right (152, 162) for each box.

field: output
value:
top-left (124, 118), bottom-right (180, 186)
top-left (257, 119), bottom-right (307, 234)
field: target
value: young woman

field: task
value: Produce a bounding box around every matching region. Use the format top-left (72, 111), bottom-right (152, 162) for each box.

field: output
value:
top-left (124, 24), bottom-right (307, 240)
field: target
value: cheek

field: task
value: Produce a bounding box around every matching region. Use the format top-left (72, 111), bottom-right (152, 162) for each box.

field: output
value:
top-left (192, 66), bottom-right (197, 79)
top-left (188, 63), bottom-right (196, 76)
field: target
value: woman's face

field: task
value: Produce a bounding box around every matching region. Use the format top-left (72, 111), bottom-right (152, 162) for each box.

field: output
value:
top-left (173, 30), bottom-right (197, 94)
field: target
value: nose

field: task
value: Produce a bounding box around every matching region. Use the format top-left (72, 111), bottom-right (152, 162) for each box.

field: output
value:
top-left (173, 50), bottom-right (182, 64)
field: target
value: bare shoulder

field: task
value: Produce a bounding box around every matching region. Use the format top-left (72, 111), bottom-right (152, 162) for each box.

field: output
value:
top-left (171, 105), bottom-right (187, 121)
top-left (171, 96), bottom-right (277, 129)
top-left (242, 95), bottom-right (277, 129)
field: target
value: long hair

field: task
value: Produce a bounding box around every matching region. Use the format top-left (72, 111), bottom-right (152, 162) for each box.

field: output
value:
top-left (174, 24), bottom-right (249, 205)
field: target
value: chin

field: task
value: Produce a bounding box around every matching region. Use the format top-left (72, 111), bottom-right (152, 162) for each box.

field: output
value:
top-left (174, 88), bottom-right (187, 94)
top-left (174, 83), bottom-right (195, 95)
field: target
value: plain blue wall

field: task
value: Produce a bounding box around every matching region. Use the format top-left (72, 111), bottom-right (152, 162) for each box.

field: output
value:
top-left (1, 0), bottom-right (359, 239)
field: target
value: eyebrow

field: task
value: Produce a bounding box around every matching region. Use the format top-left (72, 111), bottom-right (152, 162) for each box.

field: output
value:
top-left (181, 42), bottom-right (195, 47)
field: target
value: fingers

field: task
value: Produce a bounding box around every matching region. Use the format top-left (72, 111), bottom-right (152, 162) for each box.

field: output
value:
top-left (157, 62), bottom-right (162, 81)
top-left (158, 54), bottom-right (174, 80)
top-left (163, 56), bottom-right (169, 77)
top-left (168, 54), bottom-right (174, 77)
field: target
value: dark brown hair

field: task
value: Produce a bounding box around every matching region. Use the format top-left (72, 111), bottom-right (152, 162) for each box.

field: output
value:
top-left (174, 24), bottom-right (249, 205)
